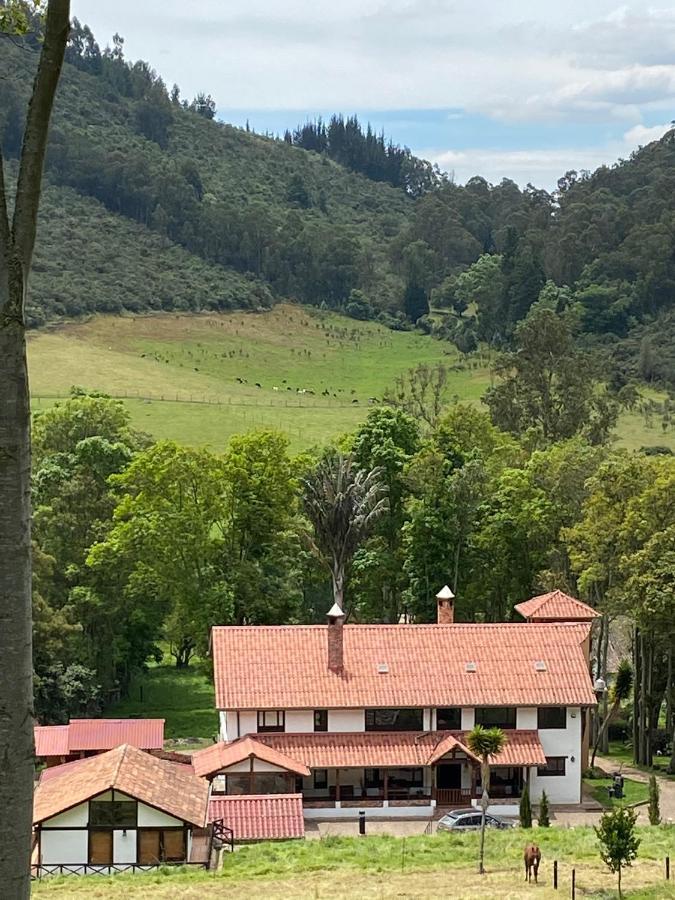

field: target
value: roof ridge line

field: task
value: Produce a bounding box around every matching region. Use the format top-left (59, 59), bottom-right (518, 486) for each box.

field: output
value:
top-left (112, 743), bottom-right (129, 786)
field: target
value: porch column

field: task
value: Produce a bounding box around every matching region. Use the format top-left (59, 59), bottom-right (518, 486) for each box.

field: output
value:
top-left (383, 771), bottom-right (389, 808)
top-left (335, 768), bottom-right (341, 806)
top-left (471, 764), bottom-right (477, 799)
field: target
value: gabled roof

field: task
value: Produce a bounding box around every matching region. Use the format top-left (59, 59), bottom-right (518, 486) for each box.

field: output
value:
top-left (35, 719), bottom-right (165, 757)
top-left (208, 794), bottom-right (304, 841)
top-left (242, 730), bottom-right (546, 769)
top-left (515, 591), bottom-right (600, 623)
top-left (192, 736), bottom-right (310, 779)
top-left (212, 622), bottom-right (596, 710)
top-left (33, 744), bottom-right (208, 827)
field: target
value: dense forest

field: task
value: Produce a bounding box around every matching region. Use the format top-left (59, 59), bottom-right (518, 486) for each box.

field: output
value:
top-left (1, 18), bottom-right (675, 389)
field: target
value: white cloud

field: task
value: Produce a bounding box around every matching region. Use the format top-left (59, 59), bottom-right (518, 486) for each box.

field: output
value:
top-left (421, 123), bottom-right (675, 189)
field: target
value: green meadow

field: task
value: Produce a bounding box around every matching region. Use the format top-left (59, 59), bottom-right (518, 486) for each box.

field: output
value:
top-left (27, 306), bottom-right (674, 452)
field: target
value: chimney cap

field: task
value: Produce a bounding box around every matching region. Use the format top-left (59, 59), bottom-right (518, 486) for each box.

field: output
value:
top-left (435, 585), bottom-right (455, 601)
top-left (327, 602), bottom-right (345, 619)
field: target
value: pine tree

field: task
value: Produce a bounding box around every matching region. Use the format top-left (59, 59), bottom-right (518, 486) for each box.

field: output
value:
top-left (538, 790), bottom-right (550, 827)
top-left (519, 782), bottom-right (532, 828)
top-left (648, 775), bottom-right (660, 825)
top-left (403, 281), bottom-right (429, 323)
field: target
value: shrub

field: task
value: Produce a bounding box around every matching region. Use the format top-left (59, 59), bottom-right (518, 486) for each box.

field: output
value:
top-left (538, 791), bottom-right (550, 828)
top-left (519, 783), bottom-right (532, 828)
top-left (648, 775), bottom-right (660, 826)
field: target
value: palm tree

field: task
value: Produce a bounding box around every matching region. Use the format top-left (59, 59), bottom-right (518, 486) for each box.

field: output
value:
top-left (466, 725), bottom-right (506, 875)
top-left (591, 659), bottom-right (633, 769)
top-left (302, 451), bottom-right (388, 613)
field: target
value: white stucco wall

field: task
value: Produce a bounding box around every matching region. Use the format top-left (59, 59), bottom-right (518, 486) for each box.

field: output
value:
top-left (137, 803), bottom-right (184, 827)
top-left (113, 829), bottom-right (136, 863)
top-left (461, 708), bottom-right (475, 730)
top-left (328, 709), bottom-right (365, 732)
top-left (516, 708), bottom-right (538, 730)
top-left (40, 829), bottom-right (89, 865)
top-left (43, 805), bottom-right (88, 827)
top-left (530, 707), bottom-right (582, 803)
top-left (285, 710), bottom-right (315, 732)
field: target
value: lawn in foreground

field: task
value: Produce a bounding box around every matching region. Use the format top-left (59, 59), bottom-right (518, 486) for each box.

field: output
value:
top-left (32, 827), bottom-right (675, 898)
top-left (103, 662), bottom-right (217, 744)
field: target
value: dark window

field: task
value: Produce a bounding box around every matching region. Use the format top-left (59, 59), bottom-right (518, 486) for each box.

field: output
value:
top-left (364, 768), bottom-right (382, 789)
top-left (257, 710), bottom-right (285, 733)
top-left (314, 769), bottom-right (328, 789)
top-left (474, 707), bottom-right (517, 729)
top-left (314, 710), bottom-right (328, 732)
top-left (89, 800), bottom-right (138, 827)
top-left (537, 757), bottom-right (566, 777)
top-left (537, 707), bottom-right (567, 729)
top-left (365, 708), bottom-right (423, 732)
top-left (437, 708), bottom-right (461, 730)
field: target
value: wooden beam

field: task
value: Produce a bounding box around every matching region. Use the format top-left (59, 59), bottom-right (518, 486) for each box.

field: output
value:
top-left (335, 768), bottom-right (341, 803)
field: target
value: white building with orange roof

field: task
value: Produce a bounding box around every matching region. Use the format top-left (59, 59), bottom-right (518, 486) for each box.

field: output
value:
top-left (197, 589), bottom-right (600, 819)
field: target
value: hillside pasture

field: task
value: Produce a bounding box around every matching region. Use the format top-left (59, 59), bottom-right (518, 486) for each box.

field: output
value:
top-left (27, 306), bottom-right (675, 452)
top-left (28, 306), bottom-right (489, 451)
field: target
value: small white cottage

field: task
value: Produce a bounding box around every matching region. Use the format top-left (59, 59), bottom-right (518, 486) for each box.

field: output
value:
top-left (33, 744), bottom-right (210, 874)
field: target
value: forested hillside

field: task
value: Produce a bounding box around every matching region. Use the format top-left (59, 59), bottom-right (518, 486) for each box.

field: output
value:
top-left (2, 18), bottom-right (675, 389)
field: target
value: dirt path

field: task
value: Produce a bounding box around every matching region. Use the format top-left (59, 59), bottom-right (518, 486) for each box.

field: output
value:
top-left (596, 755), bottom-right (675, 824)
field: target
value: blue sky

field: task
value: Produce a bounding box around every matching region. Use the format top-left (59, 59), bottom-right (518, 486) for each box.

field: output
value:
top-left (74, 1), bottom-right (675, 188)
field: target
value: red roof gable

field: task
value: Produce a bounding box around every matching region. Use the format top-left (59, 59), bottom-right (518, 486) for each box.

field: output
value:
top-left (34, 719), bottom-right (165, 757)
top-left (34, 744), bottom-right (208, 827)
top-left (515, 591), bottom-right (600, 622)
top-left (208, 794), bottom-right (304, 841)
top-left (212, 622), bottom-right (595, 710)
top-left (192, 736), bottom-right (310, 779)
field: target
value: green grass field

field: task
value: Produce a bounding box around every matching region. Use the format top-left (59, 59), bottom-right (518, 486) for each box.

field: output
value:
top-left (27, 306), bottom-right (674, 452)
top-left (584, 776), bottom-right (649, 808)
top-left (32, 826), bottom-right (675, 898)
top-left (104, 662), bottom-right (217, 745)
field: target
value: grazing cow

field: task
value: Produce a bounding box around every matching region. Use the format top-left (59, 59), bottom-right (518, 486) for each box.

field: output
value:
top-left (352, 399), bottom-right (359, 404)
top-left (273, 386), bottom-right (279, 391)
top-left (255, 383), bottom-right (262, 388)
top-left (524, 844), bottom-right (541, 884)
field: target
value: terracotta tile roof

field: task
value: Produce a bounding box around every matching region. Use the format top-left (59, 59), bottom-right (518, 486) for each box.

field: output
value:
top-left (208, 794), bottom-right (304, 841)
top-left (192, 736), bottom-right (310, 779)
top-left (33, 744), bottom-right (209, 827)
top-left (212, 622), bottom-right (596, 710)
top-left (34, 725), bottom-right (69, 758)
top-left (34, 719), bottom-right (165, 757)
top-left (515, 591), bottom-right (600, 622)
top-left (214, 730), bottom-right (546, 769)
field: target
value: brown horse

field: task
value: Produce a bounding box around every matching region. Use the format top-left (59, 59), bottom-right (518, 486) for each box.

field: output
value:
top-left (524, 844), bottom-right (541, 883)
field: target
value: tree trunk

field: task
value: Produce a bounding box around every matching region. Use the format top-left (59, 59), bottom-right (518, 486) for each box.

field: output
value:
top-left (600, 622), bottom-right (610, 753)
top-left (632, 627), bottom-right (640, 764)
top-left (0, 275), bottom-right (34, 899)
top-left (0, 5), bottom-right (71, 894)
top-left (618, 865), bottom-right (622, 900)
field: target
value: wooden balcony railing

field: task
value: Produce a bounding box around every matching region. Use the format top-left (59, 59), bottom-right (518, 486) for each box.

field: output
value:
top-left (434, 788), bottom-right (472, 807)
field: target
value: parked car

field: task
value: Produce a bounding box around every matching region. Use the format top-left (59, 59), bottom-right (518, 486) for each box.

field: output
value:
top-left (436, 808), bottom-right (515, 832)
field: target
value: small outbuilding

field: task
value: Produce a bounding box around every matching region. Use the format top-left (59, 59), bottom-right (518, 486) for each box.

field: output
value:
top-left (33, 744), bottom-right (210, 875)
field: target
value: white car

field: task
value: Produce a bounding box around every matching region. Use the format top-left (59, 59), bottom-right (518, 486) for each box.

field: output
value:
top-left (436, 808), bottom-right (515, 832)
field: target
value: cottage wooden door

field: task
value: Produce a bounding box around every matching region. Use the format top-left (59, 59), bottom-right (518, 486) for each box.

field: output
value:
top-left (88, 829), bottom-right (113, 865)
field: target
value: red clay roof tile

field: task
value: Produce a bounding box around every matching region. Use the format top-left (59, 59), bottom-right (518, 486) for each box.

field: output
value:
top-left (34, 744), bottom-right (208, 827)
top-left (192, 736), bottom-right (310, 779)
top-left (211, 622), bottom-right (595, 710)
top-left (515, 591), bottom-right (600, 622)
top-left (208, 794), bottom-right (304, 841)
top-left (34, 719), bottom-right (165, 757)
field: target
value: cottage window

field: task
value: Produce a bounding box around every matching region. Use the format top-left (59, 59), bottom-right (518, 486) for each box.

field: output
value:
top-left (474, 707), bottom-right (517, 729)
top-left (364, 768), bottom-right (382, 789)
top-left (89, 800), bottom-right (138, 827)
top-left (257, 710), bottom-right (285, 733)
top-left (537, 756), bottom-right (566, 777)
top-left (436, 707), bottom-right (461, 730)
top-left (365, 708), bottom-right (423, 732)
top-left (537, 707), bottom-right (567, 729)
top-left (314, 710), bottom-right (328, 732)
top-left (314, 769), bottom-right (328, 789)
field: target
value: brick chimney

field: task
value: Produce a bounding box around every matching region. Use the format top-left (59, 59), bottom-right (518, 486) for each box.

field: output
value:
top-left (436, 585), bottom-right (455, 625)
top-left (327, 603), bottom-right (345, 673)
